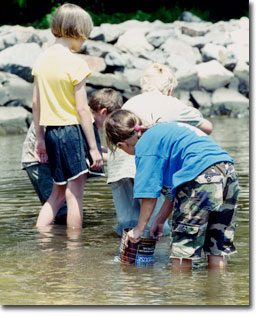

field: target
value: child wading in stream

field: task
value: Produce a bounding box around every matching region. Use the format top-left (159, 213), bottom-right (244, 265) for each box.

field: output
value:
top-left (33, 3), bottom-right (104, 228)
top-left (105, 109), bottom-right (239, 270)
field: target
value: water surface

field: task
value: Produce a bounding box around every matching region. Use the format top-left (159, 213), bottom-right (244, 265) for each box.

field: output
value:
top-left (0, 117), bottom-right (249, 305)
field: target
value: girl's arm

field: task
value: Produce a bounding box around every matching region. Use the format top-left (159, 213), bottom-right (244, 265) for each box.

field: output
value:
top-left (125, 198), bottom-right (157, 246)
top-left (74, 79), bottom-right (103, 170)
top-left (32, 77), bottom-right (48, 163)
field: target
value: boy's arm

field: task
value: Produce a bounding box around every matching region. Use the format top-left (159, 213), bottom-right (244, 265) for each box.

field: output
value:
top-left (32, 77), bottom-right (48, 163)
top-left (197, 118), bottom-right (213, 135)
top-left (150, 198), bottom-right (174, 240)
top-left (74, 79), bottom-right (103, 170)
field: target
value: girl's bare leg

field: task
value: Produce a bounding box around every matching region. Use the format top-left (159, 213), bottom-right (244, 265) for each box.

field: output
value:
top-left (36, 183), bottom-right (66, 227)
top-left (208, 255), bottom-right (227, 268)
top-left (172, 258), bottom-right (192, 271)
top-left (66, 173), bottom-right (87, 228)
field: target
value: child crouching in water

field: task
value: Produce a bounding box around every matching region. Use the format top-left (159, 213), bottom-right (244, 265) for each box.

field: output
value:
top-left (105, 109), bottom-right (239, 270)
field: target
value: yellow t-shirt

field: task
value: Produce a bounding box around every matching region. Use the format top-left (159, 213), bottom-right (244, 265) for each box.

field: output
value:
top-left (32, 48), bottom-right (91, 126)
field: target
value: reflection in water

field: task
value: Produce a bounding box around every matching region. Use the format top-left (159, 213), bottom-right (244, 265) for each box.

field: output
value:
top-left (0, 117), bottom-right (249, 305)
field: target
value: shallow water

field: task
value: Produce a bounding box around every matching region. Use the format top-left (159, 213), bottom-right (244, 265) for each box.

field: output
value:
top-left (0, 117), bottom-right (249, 305)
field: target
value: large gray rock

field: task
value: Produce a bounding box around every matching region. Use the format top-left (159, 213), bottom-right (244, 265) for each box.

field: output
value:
top-left (160, 38), bottom-right (202, 65)
top-left (123, 68), bottom-right (142, 87)
top-left (196, 60), bottom-right (234, 91)
top-left (86, 71), bottom-right (131, 91)
top-left (174, 20), bottom-right (211, 37)
top-left (212, 87), bottom-right (249, 117)
top-left (179, 11), bottom-right (206, 23)
top-left (0, 32), bottom-right (17, 51)
top-left (115, 28), bottom-right (154, 56)
top-left (146, 29), bottom-right (179, 48)
top-left (81, 39), bottom-right (118, 57)
top-left (201, 43), bottom-right (228, 62)
top-left (0, 42), bottom-right (42, 82)
top-left (0, 71), bottom-right (33, 108)
top-left (226, 43), bottom-right (249, 65)
top-left (233, 61), bottom-right (249, 95)
top-left (99, 23), bottom-right (124, 43)
top-left (104, 51), bottom-right (127, 67)
top-left (176, 66), bottom-right (199, 91)
top-left (190, 89), bottom-right (212, 116)
top-left (0, 106), bottom-right (31, 135)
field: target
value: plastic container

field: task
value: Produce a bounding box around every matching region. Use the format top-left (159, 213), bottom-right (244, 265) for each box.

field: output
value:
top-left (119, 228), bottom-right (156, 265)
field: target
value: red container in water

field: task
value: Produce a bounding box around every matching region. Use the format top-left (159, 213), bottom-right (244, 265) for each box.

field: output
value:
top-left (119, 228), bottom-right (156, 265)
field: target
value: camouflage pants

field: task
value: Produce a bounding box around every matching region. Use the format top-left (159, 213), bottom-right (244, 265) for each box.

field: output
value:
top-left (171, 162), bottom-right (239, 260)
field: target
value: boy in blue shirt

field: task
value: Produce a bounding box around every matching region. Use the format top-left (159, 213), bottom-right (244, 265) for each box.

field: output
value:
top-left (105, 109), bottom-right (239, 270)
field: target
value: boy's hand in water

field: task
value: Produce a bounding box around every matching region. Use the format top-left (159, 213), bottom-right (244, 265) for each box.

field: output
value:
top-left (124, 227), bottom-right (143, 247)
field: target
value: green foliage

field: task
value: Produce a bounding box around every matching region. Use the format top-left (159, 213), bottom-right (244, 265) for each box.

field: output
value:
top-left (1, 0), bottom-right (249, 28)
top-left (13, 0), bottom-right (27, 7)
top-left (33, 6), bottom-right (57, 29)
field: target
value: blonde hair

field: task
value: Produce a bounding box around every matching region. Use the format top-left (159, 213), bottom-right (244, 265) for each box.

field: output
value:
top-left (51, 3), bottom-right (93, 40)
top-left (89, 88), bottom-right (123, 114)
top-left (105, 109), bottom-right (148, 152)
top-left (140, 63), bottom-right (178, 95)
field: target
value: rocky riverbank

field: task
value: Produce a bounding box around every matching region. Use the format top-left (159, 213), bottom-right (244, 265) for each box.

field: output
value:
top-left (0, 13), bottom-right (249, 135)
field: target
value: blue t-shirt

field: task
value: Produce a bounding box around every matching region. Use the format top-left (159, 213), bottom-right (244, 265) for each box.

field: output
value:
top-left (133, 122), bottom-right (233, 199)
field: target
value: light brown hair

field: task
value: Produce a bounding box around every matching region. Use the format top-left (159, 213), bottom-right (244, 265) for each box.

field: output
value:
top-left (89, 88), bottom-right (123, 114)
top-left (51, 3), bottom-right (93, 40)
top-left (104, 109), bottom-right (148, 152)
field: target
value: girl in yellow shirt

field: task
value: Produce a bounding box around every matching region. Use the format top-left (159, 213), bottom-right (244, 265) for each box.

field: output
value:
top-left (32, 3), bottom-right (103, 228)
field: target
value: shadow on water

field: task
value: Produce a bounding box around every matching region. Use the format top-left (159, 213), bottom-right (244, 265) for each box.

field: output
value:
top-left (0, 117), bottom-right (249, 305)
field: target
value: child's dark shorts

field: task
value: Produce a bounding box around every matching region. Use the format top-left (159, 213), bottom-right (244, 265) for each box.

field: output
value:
top-left (171, 162), bottom-right (239, 260)
top-left (45, 123), bottom-right (104, 185)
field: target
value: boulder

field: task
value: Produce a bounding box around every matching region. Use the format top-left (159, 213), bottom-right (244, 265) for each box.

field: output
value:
top-left (0, 106), bottom-right (31, 135)
top-left (175, 66), bottom-right (199, 91)
top-left (190, 89), bottom-right (212, 116)
top-left (160, 38), bottom-right (202, 65)
top-left (201, 43), bottom-right (228, 62)
top-left (196, 60), bottom-right (234, 91)
top-left (0, 32), bottom-right (17, 51)
top-left (80, 39), bottom-right (118, 57)
top-left (146, 28), bottom-right (179, 48)
top-left (104, 51), bottom-right (127, 67)
top-left (115, 28), bottom-right (154, 56)
top-left (174, 20), bottom-right (211, 37)
top-left (212, 87), bottom-right (249, 117)
top-left (89, 26), bottom-right (105, 42)
top-left (0, 42), bottom-right (42, 82)
top-left (0, 71), bottom-right (33, 108)
top-left (99, 23), bottom-right (124, 43)
top-left (233, 61), bottom-right (249, 95)
top-left (227, 43), bottom-right (249, 64)
top-left (179, 11), bottom-right (206, 23)
top-left (86, 71), bottom-right (131, 91)
top-left (123, 68), bottom-right (142, 87)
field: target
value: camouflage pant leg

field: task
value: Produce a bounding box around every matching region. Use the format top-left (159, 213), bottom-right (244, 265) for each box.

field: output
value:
top-left (171, 162), bottom-right (239, 260)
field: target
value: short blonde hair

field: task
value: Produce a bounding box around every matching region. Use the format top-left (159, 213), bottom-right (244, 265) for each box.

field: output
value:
top-left (51, 3), bottom-right (93, 40)
top-left (140, 63), bottom-right (178, 95)
top-left (89, 88), bottom-right (123, 114)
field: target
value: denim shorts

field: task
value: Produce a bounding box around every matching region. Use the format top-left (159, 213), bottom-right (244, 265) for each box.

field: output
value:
top-left (170, 162), bottom-right (239, 260)
top-left (45, 123), bottom-right (104, 185)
